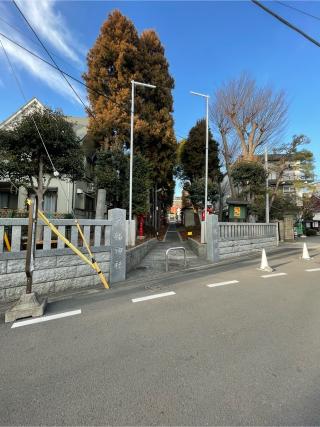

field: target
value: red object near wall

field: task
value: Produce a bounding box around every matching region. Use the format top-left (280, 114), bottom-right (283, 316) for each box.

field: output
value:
top-left (138, 215), bottom-right (145, 238)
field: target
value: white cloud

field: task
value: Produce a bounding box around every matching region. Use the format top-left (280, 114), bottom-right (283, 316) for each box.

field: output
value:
top-left (14, 0), bottom-right (85, 66)
top-left (0, 35), bottom-right (87, 106)
top-left (0, 1), bottom-right (88, 107)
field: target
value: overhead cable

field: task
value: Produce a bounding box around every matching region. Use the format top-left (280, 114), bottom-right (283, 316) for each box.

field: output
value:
top-left (275, 1), bottom-right (320, 22)
top-left (12, 0), bottom-right (93, 117)
top-left (251, 0), bottom-right (320, 49)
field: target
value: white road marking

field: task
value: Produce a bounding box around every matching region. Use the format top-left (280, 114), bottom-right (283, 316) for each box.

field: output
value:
top-left (207, 280), bottom-right (239, 288)
top-left (305, 268), bottom-right (320, 272)
top-left (132, 291), bottom-right (176, 303)
top-left (11, 309), bottom-right (82, 328)
top-left (261, 273), bottom-right (287, 279)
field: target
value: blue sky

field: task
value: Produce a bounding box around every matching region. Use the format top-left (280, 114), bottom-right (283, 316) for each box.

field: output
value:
top-left (0, 0), bottom-right (320, 186)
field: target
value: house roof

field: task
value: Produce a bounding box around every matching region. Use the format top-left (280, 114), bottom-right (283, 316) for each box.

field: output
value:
top-left (0, 98), bottom-right (88, 140)
top-left (226, 199), bottom-right (250, 206)
top-left (0, 97), bottom-right (44, 130)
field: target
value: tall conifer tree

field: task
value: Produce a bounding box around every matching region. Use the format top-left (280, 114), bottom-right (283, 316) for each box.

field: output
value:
top-left (180, 119), bottom-right (222, 183)
top-left (137, 29), bottom-right (176, 204)
top-left (83, 10), bottom-right (141, 149)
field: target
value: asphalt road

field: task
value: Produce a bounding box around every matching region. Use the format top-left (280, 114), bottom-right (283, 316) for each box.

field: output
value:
top-left (1, 245), bottom-right (320, 425)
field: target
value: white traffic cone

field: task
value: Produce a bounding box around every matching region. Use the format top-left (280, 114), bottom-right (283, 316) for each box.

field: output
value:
top-left (259, 248), bottom-right (274, 272)
top-left (301, 243), bottom-right (311, 260)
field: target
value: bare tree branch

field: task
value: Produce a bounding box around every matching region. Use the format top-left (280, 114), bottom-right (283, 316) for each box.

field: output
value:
top-left (213, 73), bottom-right (288, 160)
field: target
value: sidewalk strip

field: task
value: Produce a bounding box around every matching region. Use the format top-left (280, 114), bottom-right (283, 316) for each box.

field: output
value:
top-left (11, 309), bottom-right (82, 329)
top-left (132, 291), bottom-right (176, 303)
top-left (207, 280), bottom-right (239, 288)
top-left (261, 273), bottom-right (287, 279)
top-left (305, 268), bottom-right (320, 272)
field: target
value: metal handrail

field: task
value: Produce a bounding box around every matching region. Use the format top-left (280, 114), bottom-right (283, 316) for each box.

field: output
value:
top-left (165, 247), bottom-right (187, 272)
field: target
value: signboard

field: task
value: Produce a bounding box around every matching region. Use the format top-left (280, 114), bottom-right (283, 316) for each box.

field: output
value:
top-left (228, 204), bottom-right (247, 221)
top-left (234, 207), bottom-right (241, 218)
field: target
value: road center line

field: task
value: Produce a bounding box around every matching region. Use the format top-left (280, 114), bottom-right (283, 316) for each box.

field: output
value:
top-left (132, 291), bottom-right (176, 303)
top-left (207, 280), bottom-right (239, 288)
top-left (261, 273), bottom-right (287, 279)
top-left (11, 309), bottom-right (82, 328)
top-left (305, 268), bottom-right (320, 272)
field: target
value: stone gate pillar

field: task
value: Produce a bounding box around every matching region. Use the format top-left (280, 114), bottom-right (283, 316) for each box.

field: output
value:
top-left (108, 208), bottom-right (126, 283)
top-left (206, 214), bottom-right (220, 263)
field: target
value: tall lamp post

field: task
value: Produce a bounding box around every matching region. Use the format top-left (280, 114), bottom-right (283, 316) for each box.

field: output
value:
top-left (265, 147), bottom-right (270, 223)
top-left (129, 80), bottom-right (156, 246)
top-left (190, 91), bottom-right (210, 243)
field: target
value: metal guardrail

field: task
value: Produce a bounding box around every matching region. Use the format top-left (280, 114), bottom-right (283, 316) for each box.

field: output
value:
top-left (165, 247), bottom-right (187, 272)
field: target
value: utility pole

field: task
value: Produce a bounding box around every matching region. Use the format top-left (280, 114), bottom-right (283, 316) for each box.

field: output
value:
top-left (190, 91), bottom-right (210, 243)
top-left (129, 80), bottom-right (156, 246)
top-left (25, 194), bottom-right (37, 293)
top-left (5, 194), bottom-right (47, 323)
top-left (265, 148), bottom-right (270, 223)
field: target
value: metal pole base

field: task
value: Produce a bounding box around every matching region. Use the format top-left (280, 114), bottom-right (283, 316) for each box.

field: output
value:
top-left (5, 292), bottom-right (47, 323)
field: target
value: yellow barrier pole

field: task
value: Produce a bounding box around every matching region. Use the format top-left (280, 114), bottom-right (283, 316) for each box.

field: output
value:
top-left (4, 232), bottom-right (11, 252)
top-left (37, 209), bottom-right (93, 269)
top-left (35, 206), bottom-right (109, 289)
top-left (75, 220), bottom-right (109, 289)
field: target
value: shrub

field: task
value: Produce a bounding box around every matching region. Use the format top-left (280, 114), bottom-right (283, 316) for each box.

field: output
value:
top-left (306, 228), bottom-right (317, 236)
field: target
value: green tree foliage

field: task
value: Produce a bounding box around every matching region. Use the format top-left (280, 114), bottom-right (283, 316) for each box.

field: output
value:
top-left (0, 108), bottom-right (83, 210)
top-left (95, 147), bottom-right (127, 209)
top-left (251, 193), bottom-right (299, 221)
top-left (124, 154), bottom-right (152, 215)
top-left (184, 178), bottom-right (219, 211)
top-left (231, 160), bottom-right (267, 201)
top-left (95, 148), bottom-right (151, 215)
top-left (180, 119), bottom-right (221, 183)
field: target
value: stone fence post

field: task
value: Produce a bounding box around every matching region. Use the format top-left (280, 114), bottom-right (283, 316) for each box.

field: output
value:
top-left (206, 214), bottom-right (220, 263)
top-left (108, 208), bottom-right (126, 283)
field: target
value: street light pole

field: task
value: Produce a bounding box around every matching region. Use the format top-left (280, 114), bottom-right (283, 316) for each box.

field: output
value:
top-left (129, 80), bottom-right (156, 246)
top-left (129, 81), bottom-right (135, 227)
top-left (190, 91), bottom-right (210, 243)
top-left (265, 147), bottom-right (270, 223)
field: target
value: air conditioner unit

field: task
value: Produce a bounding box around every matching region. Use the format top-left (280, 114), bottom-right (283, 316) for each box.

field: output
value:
top-left (76, 188), bottom-right (84, 194)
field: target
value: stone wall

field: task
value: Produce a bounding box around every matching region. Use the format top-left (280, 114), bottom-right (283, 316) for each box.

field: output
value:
top-left (0, 248), bottom-right (110, 303)
top-left (188, 236), bottom-right (277, 261)
top-left (126, 238), bottom-right (157, 273)
top-left (219, 237), bottom-right (277, 259)
top-left (187, 238), bottom-right (206, 259)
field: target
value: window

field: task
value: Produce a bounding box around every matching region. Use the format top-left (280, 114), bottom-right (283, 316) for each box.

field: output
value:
top-left (44, 190), bottom-right (57, 213)
top-left (283, 185), bottom-right (294, 194)
top-left (0, 192), bottom-right (9, 208)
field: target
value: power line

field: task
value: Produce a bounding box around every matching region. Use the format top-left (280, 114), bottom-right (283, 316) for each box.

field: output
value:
top-left (0, 14), bottom-right (79, 69)
top-left (0, 38), bottom-right (57, 174)
top-left (275, 1), bottom-right (320, 22)
top-left (12, 0), bottom-right (93, 117)
top-left (251, 0), bottom-right (320, 49)
top-left (0, 30), bottom-right (130, 115)
top-left (0, 35), bottom-right (84, 225)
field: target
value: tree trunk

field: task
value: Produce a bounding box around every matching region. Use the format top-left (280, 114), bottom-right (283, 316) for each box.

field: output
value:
top-left (95, 188), bottom-right (106, 219)
top-left (218, 181), bottom-right (224, 221)
top-left (270, 162), bottom-right (287, 209)
top-left (221, 133), bottom-right (236, 198)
